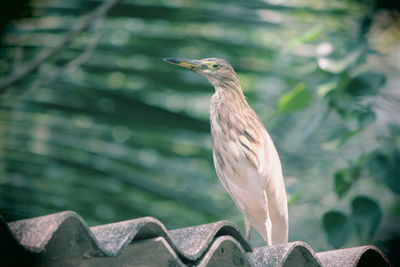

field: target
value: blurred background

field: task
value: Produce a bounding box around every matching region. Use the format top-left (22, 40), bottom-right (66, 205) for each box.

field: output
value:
top-left (0, 0), bottom-right (399, 264)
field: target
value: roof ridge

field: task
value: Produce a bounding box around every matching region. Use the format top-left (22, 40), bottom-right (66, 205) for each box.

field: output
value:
top-left (2, 211), bottom-right (391, 266)
top-left (5, 211), bottom-right (251, 264)
top-left (250, 241), bottom-right (322, 267)
top-left (317, 245), bottom-right (390, 267)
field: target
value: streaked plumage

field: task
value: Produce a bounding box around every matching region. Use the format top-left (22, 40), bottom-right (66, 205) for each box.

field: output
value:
top-left (164, 57), bottom-right (288, 245)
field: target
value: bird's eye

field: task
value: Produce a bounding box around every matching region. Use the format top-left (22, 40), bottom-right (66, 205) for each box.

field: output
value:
top-left (212, 63), bottom-right (219, 70)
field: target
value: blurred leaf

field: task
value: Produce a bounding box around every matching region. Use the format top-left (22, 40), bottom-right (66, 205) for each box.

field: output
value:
top-left (334, 170), bottom-right (351, 199)
top-left (322, 210), bottom-right (352, 248)
top-left (358, 109), bottom-right (376, 127)
top-left (284, 25), bottom-right (323, 52)
top-left (317, 82), bottom-right (336, 97)
top-left (334, 166), bottom-right (361, 198)
top-left (278, 83), bottom-right (313, 113)
top-left (346, 72), bottom-right (386, 97)
top-left (351, 195), bottom-right (382, 244)
top-left (388, 124), bottom-right (400, 137)
top-left (323, 127), bottom-right (363, 150)
top-left (369, 152), bottom-right (391, 182)
top-left (296, 25), bottom-right (324, 43)
top-left (325, 73), bottom-right (355, 119)
top-left (369, 150), bottom-right (400, 194)
top-left (287, 191), bottom-right (305, 204)
top-left (389, 150), bottom-right (400, 194)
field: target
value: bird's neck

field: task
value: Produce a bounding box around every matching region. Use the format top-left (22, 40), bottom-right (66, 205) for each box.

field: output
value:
top-left (208, 75), bottom-right (244, 96)
top-left (210, 80), bottom-right (248, 114)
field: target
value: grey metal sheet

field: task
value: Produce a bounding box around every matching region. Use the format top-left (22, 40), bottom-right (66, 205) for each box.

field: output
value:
top-left (249, 241), bottom-right (322, 267)
top-left (317, 245), bottom-right (390, 267)
top-left (1, 211), bottom-right (392, 267)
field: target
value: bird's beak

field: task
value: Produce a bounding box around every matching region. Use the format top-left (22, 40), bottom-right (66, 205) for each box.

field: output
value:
top-left (163, 58), bottom-right (205, 72)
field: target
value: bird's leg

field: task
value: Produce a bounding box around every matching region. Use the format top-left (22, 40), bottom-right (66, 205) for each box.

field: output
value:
top-left (263, 190), bottom-right (272, 246)
top-left (245, 217), bottom-right (252, 242)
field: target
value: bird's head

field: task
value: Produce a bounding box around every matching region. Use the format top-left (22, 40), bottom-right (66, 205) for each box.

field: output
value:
top-left (163, 57), bottom-right (239, 89)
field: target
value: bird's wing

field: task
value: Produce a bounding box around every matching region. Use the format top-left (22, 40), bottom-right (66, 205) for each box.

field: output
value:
top-left (258, 129), bottom-right (289, 243)
top-left (218, 136), bottom-right (273, 242)
top-left (258, 129), bottom-right (287, 204)
top-left (212, 152), bottom-right (230, 192)
top-left (234, 125), bottom-right (288, 243)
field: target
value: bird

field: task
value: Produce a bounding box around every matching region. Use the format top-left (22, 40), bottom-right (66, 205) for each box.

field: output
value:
top-left (163, 57), bottom-right (288, 245)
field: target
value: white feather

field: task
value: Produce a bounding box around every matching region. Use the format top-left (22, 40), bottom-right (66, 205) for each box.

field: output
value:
top-left (212, 122), bottom-right (288, 244)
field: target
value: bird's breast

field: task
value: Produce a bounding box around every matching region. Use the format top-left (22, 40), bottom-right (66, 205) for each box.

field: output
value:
top-left (210, 111), bottom-right (262, 177)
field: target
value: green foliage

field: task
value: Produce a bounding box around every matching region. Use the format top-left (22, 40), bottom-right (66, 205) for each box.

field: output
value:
top-left (325, 70), bottom-right (382, 123)
top-left (345, 72), bottom-right (386, 97)
top-left (277, 83), bottom-right (312, 113)
top-left (334, 167), bottom-right (360, 199)
top-left (322, 210), bottom-right (351, 248)
top-left (369, 149), bottom-right (400, 195)
top-left (324, 128), bottom-right (398, 248)
top-left (334, 170), bottom-right (352, 199)
top-left (333, 161), bottom-right (363, 199)
top-left (284, 25), bottom-right (323, 52)
top-left (351, 196), bottom-right (382, 244)
top-left (323, 196), bottom-right (382, 247)
top-left (357, 109), bottom-right (376, 128)
top-left (321, 69), bottom-right (382, 150)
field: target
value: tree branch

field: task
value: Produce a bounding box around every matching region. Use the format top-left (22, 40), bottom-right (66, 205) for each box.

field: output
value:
top-left (0, 0), bottom-right (121, 94)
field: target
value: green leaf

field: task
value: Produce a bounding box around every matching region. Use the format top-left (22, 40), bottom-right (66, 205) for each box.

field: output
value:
top-left (284, 25), bottom-right (323, 52)
top-left (296, 25), bottom-right (324, 43)
top-left (334, 170), bottom-right (352, 199)
top-left (369, 150), bottom-right (400, 195)
top-left (369, 152), bottom-right (391, 182)
top-left (358, 109), bottom-right (376, 127)
top-left (278, 83), bottom-right (313, 113)
top-left (322, 210), bottom-right (352, 248)
top-left (287, 191), bottom-right (305, 205)
top-left (334, 166), bottom-right (361, 198)
top-left (346, 72), bottom-right (386, 97)
top-left (387, 150), bottom-right (400, 194)
top-left (323, 127), bottom-right (363, 150)
top-left (351, 195), bottom-right (382, 244)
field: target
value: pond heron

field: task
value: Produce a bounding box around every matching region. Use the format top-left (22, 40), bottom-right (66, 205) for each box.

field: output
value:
top-left (164, 57), bottom-right (288, 245)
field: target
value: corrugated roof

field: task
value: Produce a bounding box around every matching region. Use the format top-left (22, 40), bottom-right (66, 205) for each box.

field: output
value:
top-left (0, 211), bottom-right (390, 266)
